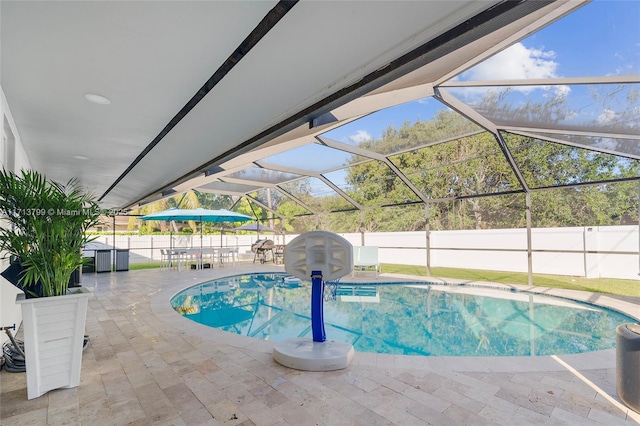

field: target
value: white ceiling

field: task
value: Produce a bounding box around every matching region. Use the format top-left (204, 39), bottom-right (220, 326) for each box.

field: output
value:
top-left (1, 0), bottom-right (573, 209)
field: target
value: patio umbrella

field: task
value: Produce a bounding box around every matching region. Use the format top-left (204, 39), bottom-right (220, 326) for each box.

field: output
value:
top-left (234, 222), bottom-right (275, 240)
top-left (141, 208), bottom-right (252, 223)
top-left (140, 208), bottom-right (252, 250)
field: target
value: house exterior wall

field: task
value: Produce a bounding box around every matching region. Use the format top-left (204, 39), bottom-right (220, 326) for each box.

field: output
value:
top-left (1, 86), bottom-right (31, 345)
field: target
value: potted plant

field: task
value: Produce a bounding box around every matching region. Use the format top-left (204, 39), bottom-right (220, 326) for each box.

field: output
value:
top-left (0, 169), bottom-right (100, 399)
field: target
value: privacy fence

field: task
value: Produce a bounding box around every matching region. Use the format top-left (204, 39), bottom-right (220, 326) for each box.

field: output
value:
top-left (92, 225), bottom-right (640, 280)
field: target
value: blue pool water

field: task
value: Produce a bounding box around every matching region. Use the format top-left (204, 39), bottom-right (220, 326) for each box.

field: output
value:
top-left (170, 273), bottom-right (636, 357)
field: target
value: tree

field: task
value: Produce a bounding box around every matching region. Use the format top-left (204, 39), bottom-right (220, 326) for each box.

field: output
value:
top-left (323, 91), bottom-right (639, 231)
top-left (128, 191), bottom-right (201, 233)
top-left (263, 86), bottom-right (639, 230)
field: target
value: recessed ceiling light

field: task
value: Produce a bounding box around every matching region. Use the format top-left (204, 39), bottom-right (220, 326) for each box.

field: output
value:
top-left (84, 93), bottom-right (111, 105)
top-left (73, 155), bottom-right (89, 160)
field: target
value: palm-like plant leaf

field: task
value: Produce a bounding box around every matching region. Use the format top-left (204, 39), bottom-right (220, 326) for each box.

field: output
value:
top-left (0, 169), bottom-right (100, 297)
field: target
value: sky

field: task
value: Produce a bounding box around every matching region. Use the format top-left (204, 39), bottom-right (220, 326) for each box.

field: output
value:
top-left (261, 1), bottom-right (639, 197)
top-left (323, 0), bottom-right (640, 145)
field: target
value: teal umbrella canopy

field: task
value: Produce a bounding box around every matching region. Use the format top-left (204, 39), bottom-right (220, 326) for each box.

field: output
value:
top-left (140, 208), bottom-right (252, 223)
top-left (140, 208), bottom-right (253, 251)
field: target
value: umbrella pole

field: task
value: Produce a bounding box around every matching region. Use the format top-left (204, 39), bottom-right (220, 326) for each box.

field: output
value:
top-left (200, 219), bottom-right (203, 270)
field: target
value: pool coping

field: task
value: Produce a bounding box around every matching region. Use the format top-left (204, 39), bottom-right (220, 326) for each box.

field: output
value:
top-left (150, 265), bottom-right (640, 374)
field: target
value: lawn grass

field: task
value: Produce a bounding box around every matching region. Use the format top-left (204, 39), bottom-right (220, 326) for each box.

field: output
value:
top-left (125, 261), bottom-right (639, 297)
top-left (129, 262), bottom-right (163, 271)
top-left (381, 263), bottom-right (640, 297)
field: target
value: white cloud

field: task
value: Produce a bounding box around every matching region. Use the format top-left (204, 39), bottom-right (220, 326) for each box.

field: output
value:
top-left (597, 109), bottom-right (617, 125)
top-left (348, 130), bottom-right (372, 143)
top-left (553, 84), bottom-right (571, 98)
top-left (593, 137), bottom-right (619, 151)
top-left (540, 83), bottom-right (571, 100)
top-left (451, 43), bottom-right (566, 102)
top-left (462, 43), bottom-right (559, 81)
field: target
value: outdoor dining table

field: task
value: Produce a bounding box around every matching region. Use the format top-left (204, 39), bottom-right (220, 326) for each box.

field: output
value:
top-left (167, 247), bottom-right (238, 271)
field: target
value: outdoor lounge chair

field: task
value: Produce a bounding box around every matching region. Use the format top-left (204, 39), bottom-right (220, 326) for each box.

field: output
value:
top-left (352, 246), bottom-right (380, 278)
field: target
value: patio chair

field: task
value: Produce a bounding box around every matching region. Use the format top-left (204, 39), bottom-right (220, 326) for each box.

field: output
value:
top-left (352, 246), bottom-right (380, 278)
top-left (274, 245), bottom-right (284, 264)
top-left (160, 249), bottom-right (169, 270)
top-left (217, 247), bottom-right (238, 268)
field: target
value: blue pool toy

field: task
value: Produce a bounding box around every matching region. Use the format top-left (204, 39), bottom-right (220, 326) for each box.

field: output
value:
top-left (273, 231), bottom-right (354, 371)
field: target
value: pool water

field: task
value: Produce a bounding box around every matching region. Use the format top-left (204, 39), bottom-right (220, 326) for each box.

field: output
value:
top-left (170, 273), bottom-right (635, 357)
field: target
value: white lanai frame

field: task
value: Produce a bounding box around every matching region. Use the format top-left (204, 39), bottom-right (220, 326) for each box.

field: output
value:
top-left (154, 0), bottom-right (639, 284)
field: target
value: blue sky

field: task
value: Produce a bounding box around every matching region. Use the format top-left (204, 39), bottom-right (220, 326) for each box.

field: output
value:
top-left (531, 0), bottom-right (640, 78)
top-left (267, 1), bottom-right (639, 197)
top-left (323, 0), bottom-right (639, 144)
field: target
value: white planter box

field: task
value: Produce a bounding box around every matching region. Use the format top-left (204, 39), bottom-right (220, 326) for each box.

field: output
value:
top-left (16, 287), bottom-right (90, 400)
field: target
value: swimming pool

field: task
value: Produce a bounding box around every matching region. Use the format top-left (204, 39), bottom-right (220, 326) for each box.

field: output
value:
top-left (170, 273), bottom-right (635, 357)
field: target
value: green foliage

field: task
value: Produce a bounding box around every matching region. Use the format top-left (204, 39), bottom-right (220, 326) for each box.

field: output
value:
top-left (129, 190), bottom-right (202, 234)
top-left (360, 109), bottom-right (481, 155)
top-left (234, 197), bottom-right (260, 221)
top-left (531, 182), bottom-right (640, 227)
top-left (0, 169), bottom-right (100, 297)
top-left (270, 98), bottom-right (639, 231)
top-left (195, 192), bottom-right (234, 210)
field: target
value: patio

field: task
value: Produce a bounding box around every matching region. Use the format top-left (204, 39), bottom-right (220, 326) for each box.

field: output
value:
top-left (2, 266), bottom-right (639, 425)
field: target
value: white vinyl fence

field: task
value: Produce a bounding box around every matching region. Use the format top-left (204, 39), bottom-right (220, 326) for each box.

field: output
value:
top-left (91, 225), bottom-right (640, 280)
top-left (89, 233), bottom-right (286, 265)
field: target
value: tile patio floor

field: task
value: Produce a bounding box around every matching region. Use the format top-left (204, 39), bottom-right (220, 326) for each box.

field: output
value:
top-left (1, 264), bottom-right (639, 425)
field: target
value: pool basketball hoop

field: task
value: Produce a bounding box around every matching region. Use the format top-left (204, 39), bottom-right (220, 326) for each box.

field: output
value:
top-left (273, 231), bottom-right (354, 371)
